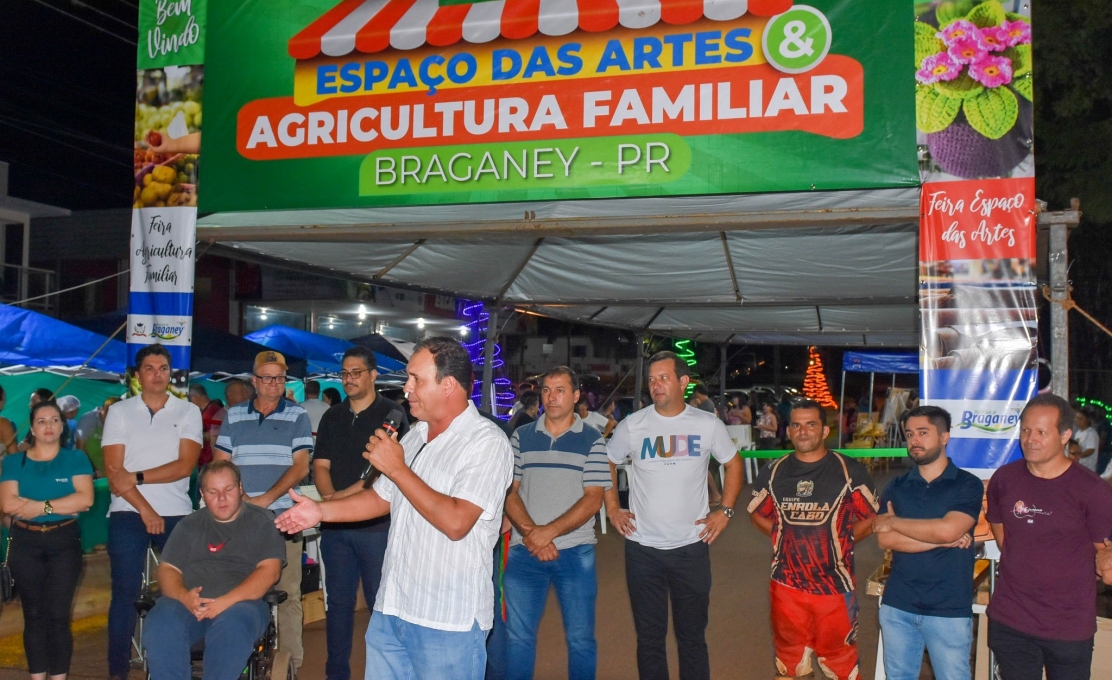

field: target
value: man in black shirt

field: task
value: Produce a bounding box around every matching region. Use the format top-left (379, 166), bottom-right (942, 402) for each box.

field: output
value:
top-left (313, 346), bottom-right (408, 680)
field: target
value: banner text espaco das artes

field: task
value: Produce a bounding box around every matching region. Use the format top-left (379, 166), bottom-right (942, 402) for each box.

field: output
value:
top-left (236, 12), bottom-right (865, 161)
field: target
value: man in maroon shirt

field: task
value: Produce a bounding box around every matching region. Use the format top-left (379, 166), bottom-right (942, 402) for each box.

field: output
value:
top-left (986, 393), bottom-right (1112, 680)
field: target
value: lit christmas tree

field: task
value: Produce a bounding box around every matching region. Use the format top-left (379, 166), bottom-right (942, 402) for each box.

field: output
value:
top-left (460, 301), bottom-right (515, 417)
top-left (803, 346), bottom-right (838, 409)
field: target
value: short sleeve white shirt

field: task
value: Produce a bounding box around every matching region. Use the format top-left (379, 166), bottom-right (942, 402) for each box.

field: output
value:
top-left (101, 394), bottom-right (203, 516)
top-left (606, 405), bottom-right (737, 549)
top-left (583, 410), bottom-right (609, 433)
top-left (1075, 427), bottom-right (1100, 472)
top-left (299, 398), bottom-right (331, 436)
top-left (372, 402), bottom-right (514, 631)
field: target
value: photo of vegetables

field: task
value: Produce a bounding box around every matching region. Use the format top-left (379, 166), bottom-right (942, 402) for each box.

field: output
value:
top-left (133, 65), bottom-right (202, 208)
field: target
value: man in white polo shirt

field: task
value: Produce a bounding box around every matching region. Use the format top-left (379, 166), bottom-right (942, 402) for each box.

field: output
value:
top-left (605, 351), bottom-right (743, 680)
top-left (101, 344), bottom-right (203, 680)
top-left (276, 337), bottom-right (513, 680)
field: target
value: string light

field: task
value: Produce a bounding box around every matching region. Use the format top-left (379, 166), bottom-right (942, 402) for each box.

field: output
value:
top-left (1076, 397), bottom-right (1112, 424)
top-left (802, 346), bottom-right (838, 408)
top-left (674, 339), bottom-right (699, 399)
top-left (460, 301), bottom-right (514, 416)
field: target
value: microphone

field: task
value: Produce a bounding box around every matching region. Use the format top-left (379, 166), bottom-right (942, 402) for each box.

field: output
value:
top-left (361, 412), bottom-right (404, 482)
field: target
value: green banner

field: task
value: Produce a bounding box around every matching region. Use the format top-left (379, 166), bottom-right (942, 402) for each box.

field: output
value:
top-left (201, 0), bottom-right (917, 213)
top-left (137, 0), bottom-right (206, 69)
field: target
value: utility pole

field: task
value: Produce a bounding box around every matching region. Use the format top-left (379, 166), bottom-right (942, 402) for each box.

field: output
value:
top-left (1040, 199), bottom-right (1081, 399)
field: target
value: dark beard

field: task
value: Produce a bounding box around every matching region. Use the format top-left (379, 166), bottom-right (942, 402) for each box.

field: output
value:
top-left (908, 445), bottom-right (942, 466)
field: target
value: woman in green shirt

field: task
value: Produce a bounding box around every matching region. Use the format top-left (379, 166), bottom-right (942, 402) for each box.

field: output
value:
top-left (0, 400), bottom-right (93, 679)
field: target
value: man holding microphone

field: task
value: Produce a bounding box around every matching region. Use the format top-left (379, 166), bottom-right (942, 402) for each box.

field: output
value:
top-left (275, 337), bottom-right (514, 680)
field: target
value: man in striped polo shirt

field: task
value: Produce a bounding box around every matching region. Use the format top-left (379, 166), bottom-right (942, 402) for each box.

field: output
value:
top-left (504, 366), bottom-right (611, 680)
top-left (215, 350), bottom-right (313, 670)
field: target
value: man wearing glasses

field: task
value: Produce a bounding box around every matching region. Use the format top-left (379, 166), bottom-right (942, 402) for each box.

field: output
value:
top-left (215, 351), bottom-right (314, 670)
top-left (313, 346), bottom-right (408, 680)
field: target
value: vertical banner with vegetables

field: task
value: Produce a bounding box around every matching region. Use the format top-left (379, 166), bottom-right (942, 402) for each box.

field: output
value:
top-left (129, 0), bottom-right (205, 373)
top-left (915, 0), bottom-right (1036, 473)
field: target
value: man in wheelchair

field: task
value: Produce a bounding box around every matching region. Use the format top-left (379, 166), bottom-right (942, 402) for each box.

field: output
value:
top-left (143, 460), bottom-right (287, 679)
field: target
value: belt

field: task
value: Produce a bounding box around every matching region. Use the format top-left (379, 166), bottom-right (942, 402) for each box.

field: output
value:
top-left (12, 518), bottom-right (77, 533)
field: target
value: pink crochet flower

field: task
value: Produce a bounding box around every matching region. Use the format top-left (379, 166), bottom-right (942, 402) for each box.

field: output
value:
top-left (977, 27), bottom-right (1010, 52)
top-left (947, 37), bottom-right (987, 64)
top-left (968, 55), bottom-right (1013, 88)
top-left (1002, 20), bottom-right (1032, 46)
top-left (917, 53), bottom-right (963, 85)
top-left (937, 20), bottom-right (978, 46)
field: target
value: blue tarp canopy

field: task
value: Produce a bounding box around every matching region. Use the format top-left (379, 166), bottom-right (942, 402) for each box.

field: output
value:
top-left (842, 351), bottom-right (919, 374)
top-left (0, 303), bottom-right (126, 373)
top-left (245, 324), bottom-right (406, 374)
top-left (72, 311), bottom-right (309, 377)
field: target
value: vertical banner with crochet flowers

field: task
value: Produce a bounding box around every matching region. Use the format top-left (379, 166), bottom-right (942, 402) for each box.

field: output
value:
top-left (916, 0), bottom-right (1036, 474)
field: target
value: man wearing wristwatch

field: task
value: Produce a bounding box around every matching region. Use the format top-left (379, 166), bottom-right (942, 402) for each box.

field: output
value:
top-left (747, 400), bottom-right (878, 680)
top-left (604, 351), bottom-right (743, 680)
top-left (101, 344), bottom-right (203, 680)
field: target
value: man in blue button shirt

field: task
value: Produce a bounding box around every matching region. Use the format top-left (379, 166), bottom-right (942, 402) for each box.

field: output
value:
top-left (871, 405), bottom-right (984, 680)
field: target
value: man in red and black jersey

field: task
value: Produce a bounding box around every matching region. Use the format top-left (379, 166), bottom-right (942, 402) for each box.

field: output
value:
top-left (747, 399), bottom-right (878, 680)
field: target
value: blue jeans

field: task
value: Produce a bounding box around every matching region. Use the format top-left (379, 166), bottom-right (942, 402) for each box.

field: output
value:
top-left (365, 612), bottom-right (487, 680)
top-left (879, 604), bottom-right (972, 680)
top-left (320, 528), bottom-right (389, 680)
top-left (143, 597), bottom-right (270, 680)
top-left (505, 544), bottom-right (598, 680)
top-left (107, 511), bottom-right (184, 677)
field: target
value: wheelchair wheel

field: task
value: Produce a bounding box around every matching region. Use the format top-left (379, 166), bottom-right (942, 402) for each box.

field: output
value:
top-left (268, 651), bottom-right (295, 680)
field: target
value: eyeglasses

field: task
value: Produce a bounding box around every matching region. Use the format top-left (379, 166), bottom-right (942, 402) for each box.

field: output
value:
top-left (254, 374), bottom-right (287, 384)
top-left (340, 369), bottom-right (371, 380)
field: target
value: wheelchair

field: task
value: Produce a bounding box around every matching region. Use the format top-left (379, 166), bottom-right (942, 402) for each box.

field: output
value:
top-left (133, 547), bottom-right (296, 680)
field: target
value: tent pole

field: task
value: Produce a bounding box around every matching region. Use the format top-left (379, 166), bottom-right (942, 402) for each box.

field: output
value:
top-left (719, 344), bottom-right (728, 420)
top-left (633, 333), bottom-right (645, 411)
top-left (868, 373), bottom-right (875, 420)
top-left (480, 306), bottom-right (498, 414)
top-left (838, 370), bottom-right (846, 445)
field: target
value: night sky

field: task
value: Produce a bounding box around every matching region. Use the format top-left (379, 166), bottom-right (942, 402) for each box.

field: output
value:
top-left (1, 0), bottom-right (137, 209)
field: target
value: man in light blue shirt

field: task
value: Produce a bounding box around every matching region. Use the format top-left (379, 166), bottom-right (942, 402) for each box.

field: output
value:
top-left (215, 350), bottom-right (312, 670)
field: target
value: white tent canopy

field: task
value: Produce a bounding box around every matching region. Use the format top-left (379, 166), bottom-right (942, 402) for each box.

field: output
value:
top-left (198, 187), bottom-right (921, 346)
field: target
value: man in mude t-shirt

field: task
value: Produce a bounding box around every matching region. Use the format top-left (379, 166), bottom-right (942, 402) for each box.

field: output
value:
top-left (872, 406), bottom-right (984, 680)
top-left (605, 351), bottom-right (743, 680)
top-left (312, 346), bottom-right (408, 680)
top-left (747, 400), bottom-right (878, 680)
top-left (986, 393), bottom-right (1112, 680)
top-left (143, 460), bottom-right (286, 678)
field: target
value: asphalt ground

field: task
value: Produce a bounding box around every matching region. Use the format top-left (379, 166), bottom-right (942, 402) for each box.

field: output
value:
top-left (0, 466), bottom-right (908, 679)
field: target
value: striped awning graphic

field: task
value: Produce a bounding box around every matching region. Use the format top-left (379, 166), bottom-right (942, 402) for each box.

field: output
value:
top-left (289, 0), bottom-right (793, 59)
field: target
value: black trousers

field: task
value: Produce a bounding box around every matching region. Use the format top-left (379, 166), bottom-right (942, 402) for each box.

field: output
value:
top-left (624, 539), bottom-right (711, 680)
top-left (988, 619), bottom-right (1094, 680)
top-left (8, 520), bottom-right (83, 675)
